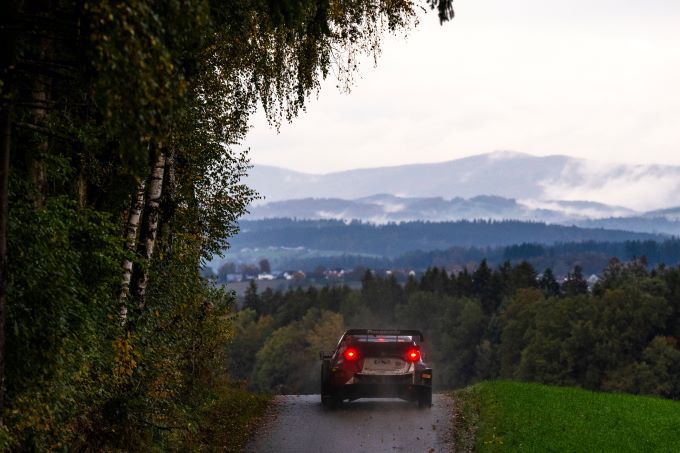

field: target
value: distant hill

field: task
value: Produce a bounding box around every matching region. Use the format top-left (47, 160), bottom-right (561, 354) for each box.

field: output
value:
top-left (227, 218), bottom-right (665, 259)
top-left (578, 216), bottom-right (680, 236)
top-left (643, 206), bottom-right (680, 221)
top-left (246, 194), bottom-right (637, 224)
top-left (247, 151), bottom-right (680, 211)
top-left (245, 195), bottom-right (680, 235)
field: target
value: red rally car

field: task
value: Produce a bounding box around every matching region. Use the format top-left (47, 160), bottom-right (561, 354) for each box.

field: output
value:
top-left (319, 329), bottom-right (433, 408)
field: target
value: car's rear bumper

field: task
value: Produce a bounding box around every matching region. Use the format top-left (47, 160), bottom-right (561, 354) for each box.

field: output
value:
top-left (331, 369), bottom-right (432, 401)
top-left (333, 382), bottom-right (429, 401)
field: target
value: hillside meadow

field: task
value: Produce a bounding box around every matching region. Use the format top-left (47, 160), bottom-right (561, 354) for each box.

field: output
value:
top-left (453, 381), bottom-right (680, 452)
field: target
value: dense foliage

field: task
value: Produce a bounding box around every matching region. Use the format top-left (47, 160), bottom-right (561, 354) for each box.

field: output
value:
top-left (0, 0), bottom-right (454, 449)
top-left (231, 258), bottom-right (680, 400)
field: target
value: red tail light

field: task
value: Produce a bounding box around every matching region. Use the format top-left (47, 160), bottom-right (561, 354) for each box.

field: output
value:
top-left (405, 348), bottom-right (421, 362)
top-left (343, 347), bottom-right (359, 361)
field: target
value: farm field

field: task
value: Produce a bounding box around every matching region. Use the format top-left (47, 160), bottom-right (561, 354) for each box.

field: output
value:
top-left (453, 381), bottom-right (680, 452)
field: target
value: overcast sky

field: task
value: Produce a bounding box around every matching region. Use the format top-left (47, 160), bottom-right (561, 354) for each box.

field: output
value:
top-left (242, 0), bottom-right (680, 174)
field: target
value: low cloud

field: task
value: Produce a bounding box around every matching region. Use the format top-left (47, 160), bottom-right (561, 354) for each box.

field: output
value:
top-left (539, 159), bottom-right (680, 211)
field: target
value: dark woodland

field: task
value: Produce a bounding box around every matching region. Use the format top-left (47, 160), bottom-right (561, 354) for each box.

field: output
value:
top-left (231, 259), bottom-right (680, 400)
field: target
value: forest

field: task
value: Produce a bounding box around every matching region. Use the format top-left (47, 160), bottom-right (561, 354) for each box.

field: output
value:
top-left (229, 258), bottom-right (680, 400)
top-left (228, 218), bottom-right (665, 256)
top-left (220, 237), bottom-right (680, 277)
top-left (0, 0), bottom-right (455, 449)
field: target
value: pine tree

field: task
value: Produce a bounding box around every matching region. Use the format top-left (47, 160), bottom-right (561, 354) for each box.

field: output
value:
top-left (539, 268), bottom-right (561, 297)
top-left (244, 280), bottom-right (261, 315)
top-left (562, 265), bottom-right (589, 296)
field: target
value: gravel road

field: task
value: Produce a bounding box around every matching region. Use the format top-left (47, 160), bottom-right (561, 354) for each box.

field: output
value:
top-left (245, 394), bottom-right (454, 453)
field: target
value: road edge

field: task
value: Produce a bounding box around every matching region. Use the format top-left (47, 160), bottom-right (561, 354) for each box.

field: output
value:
top-left (450, 388), bottom-right (480, 453)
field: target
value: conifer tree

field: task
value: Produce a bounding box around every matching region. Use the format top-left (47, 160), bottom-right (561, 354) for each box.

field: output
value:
top-left (244, 280), bottom-right (261, 314)
top-left (539, 268), bottom-right (561, 297)
top-left (562, 265), bottom-right (589, 296)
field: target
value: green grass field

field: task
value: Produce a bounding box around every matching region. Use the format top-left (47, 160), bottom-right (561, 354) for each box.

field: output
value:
top-left (452, 381), bottom-right (680, 452)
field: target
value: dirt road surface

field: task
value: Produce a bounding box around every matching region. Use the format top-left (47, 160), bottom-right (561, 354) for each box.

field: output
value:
top-left (245, 394), bottom-right (454, 453)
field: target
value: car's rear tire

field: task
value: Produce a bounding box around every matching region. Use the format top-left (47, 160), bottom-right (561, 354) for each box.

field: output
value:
top-left (322, 393), bottom-right (343, 408)
top-left (321, 360), bottom-right (337, 408)
top-left (321, 394), bottom-right (334, 407)
top-left (418, 387), bottom-right (432, 409)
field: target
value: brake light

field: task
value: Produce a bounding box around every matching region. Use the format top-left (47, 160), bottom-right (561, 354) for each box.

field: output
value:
top-left (406, 348), bottom-right (421, 362)
top-left (343, 347), bottom-right (359, 361)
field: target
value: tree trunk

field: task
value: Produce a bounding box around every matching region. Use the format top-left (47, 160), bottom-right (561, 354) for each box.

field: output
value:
top-left (160, 148), bottom-right (176, 261)
top-left (77, 162), bottom-right (87, 208)
top-left (0, 0), bottom-right (19, 427)
top-left (26, 0), bottom-right (54, 208)
top-left (130, 149), bottom-right (166, 303)
top-left (118, 181), bottom-right (146, 320)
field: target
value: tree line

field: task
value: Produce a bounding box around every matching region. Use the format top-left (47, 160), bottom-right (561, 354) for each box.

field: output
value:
top-left (0, 0), bottom-right (454, 449)
top-left (226, 238), bottom-right (680, 278)
top-left (228, 218), bottom-right (665, 257)
top-left (229, 258), bottom-right (680, 400)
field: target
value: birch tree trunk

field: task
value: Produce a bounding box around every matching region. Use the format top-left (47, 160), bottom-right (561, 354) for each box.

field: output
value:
top-left (118, 182), bottom-right (146, 320)
top-left (160, 148), bottom-right (176, 261)
top-left (130, 150), bottom-right (166, 303)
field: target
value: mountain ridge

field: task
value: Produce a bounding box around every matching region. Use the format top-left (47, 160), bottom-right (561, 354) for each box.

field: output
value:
top-left (246, 151), bottom-right (680, 211)
top-left (245, 194), bottom-right (640, 224)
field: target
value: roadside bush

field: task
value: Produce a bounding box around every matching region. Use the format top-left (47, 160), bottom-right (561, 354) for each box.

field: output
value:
top-left (5, 198), bottom-right (122, 449)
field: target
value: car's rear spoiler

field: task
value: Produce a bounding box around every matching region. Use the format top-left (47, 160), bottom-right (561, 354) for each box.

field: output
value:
top-left (343, 329), bottom-right (425, 342)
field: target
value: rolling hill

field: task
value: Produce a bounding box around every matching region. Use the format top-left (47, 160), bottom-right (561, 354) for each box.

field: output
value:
top-left (245, 194), bottom-right (638, 224)
top-left (247, 151), bottom-right (680, 212)
top-left (228, 218), bottom-right (665, 258)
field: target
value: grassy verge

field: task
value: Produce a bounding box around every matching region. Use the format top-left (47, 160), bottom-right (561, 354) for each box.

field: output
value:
top-left (188, 383), bottom-right (272, 451)
top-left (452, 381), bottom-right (680, 452)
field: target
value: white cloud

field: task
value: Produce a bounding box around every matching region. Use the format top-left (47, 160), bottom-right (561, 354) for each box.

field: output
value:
top-left (539, 159), bottom-right (680, 211)
top-left (519, 199), bottom-right (634, 219)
